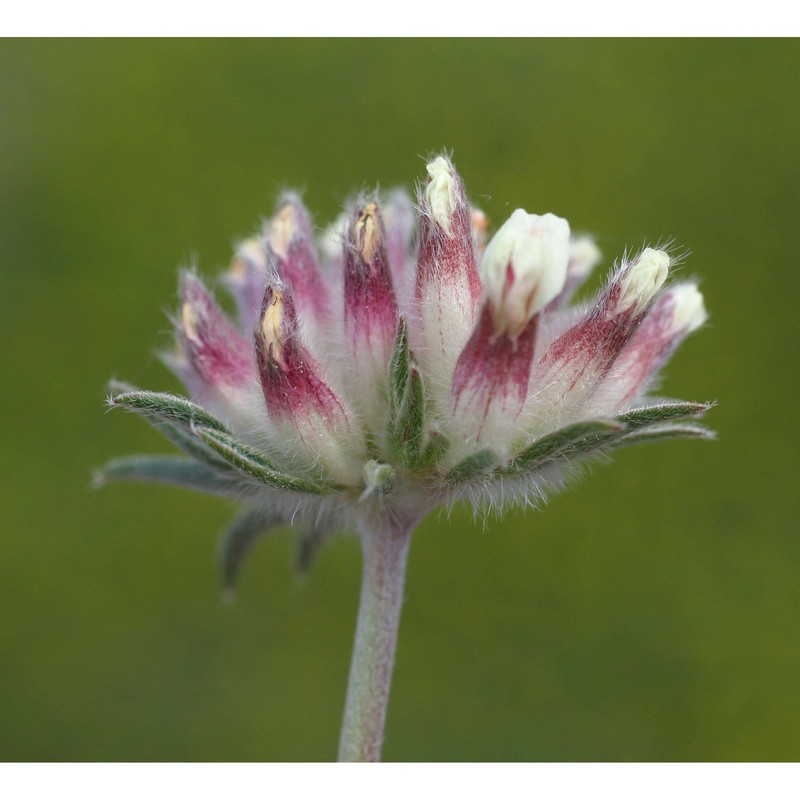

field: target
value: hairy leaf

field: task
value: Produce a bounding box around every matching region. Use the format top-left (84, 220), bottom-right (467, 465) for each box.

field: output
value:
top-left (295, 519), bottom-right (338, 576)
top-left (418, 429), bottom-right (450, 468)
top-left (109, 390), bottom-right (229, 433)
top-left (94, 455), bottom-right (246, 498)
top-left (617, 401), bottom-right (713, 429)
top-left (612, 421), bottom-right (716, 448)
top-left (503, 420), bottom-right (624, 475)
top-left (219, 507), bottom-right (285, 594)
top-left (446, 448), bottom-right (498, 484)
top-left (198, 427), bottom-right (331, 495)
top-left (156, 420), bottom-right (236, 472)
top-left (387, 319), bottom-right (426, 466)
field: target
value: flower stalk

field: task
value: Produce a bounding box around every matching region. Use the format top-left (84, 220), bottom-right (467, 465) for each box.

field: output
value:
top-left (338, 514), bottom-right (415, 762)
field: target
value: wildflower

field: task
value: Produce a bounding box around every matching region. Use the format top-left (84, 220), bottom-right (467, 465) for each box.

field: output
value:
top-left (97, 154), bottom-right (713, 761)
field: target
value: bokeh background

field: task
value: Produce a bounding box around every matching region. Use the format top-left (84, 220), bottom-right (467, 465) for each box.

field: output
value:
top-left (1, 39), bottom-right (798, 761)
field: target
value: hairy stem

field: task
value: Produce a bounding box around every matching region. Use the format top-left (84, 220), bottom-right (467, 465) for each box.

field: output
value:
top-left (337, 514), bottom-right (414, 762)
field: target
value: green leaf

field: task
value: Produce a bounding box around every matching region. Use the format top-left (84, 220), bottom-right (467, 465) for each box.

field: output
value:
top-left (446, 448), bottom-right (498, 484)
top-left (503, 420), bottom-right (624, 475)
top-left (418, 428), bottom-right (450, 468)
top-left (295, 519), bottom-right (337, 577)
top-left (155, 419), bottom-right (236, 472)
top-left (617, 401), bottom-right (714, 429)
top-left (388, 318), bottom-right (411, 399)
top-left (611, 421), bottom-right (716, 449)
top-left (197, 427), bottom-right (331, 495)
top-left (219, 507), bottom-right (285, 596)
top-left (94, 455), bottom-right (246, 498)
top-left (108, 388), bottom-right (247, 477)
top-left (109, 389), bottom-right (229, 434)
top-left (386, 319), bottom-right (426, 466)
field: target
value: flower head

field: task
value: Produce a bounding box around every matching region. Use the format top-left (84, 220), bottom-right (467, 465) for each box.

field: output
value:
top-left (98, 154), bottom-right (713, 590)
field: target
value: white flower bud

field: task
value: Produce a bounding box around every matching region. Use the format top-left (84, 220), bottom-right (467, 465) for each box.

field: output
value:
top-left (229, 236), bottom-right (266, 280)
top-left (617, 248), bottom-right (670, 314)
top-left (424, 156), bottom-right (458, 233)
top-left (268, 203), bottom-right (298, 259)
top-left (670, 283), bottom-right (707, 333)
top-left (479, 209), bottom-right (570, 336)
top-left (568, 236), bottom-right (602, 278)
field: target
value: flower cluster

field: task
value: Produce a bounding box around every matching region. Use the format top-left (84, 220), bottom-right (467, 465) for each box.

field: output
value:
top-left (99, 155), bottom-right (712, 589)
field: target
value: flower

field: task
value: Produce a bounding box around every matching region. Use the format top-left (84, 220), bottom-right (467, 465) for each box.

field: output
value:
top-left (98, 152), bottom-right (714, 762)
top-left (98, 154), bottom-right (713, 591)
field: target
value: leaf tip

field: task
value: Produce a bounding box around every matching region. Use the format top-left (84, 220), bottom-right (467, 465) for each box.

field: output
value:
top-left (90, 468), bottom-right (107, 490)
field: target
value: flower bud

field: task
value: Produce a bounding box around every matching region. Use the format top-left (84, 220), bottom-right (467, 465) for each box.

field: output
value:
top-left (479, 209), bottom-right (570, 338)
top-left (424, 156), bottom-right (459, 234)
top-left (615, 248), bottom-right (670, 315)
top-left (415, 156), bottom-right (482, 410)
top-left (224, 236), bottom-right (269, 331)
top-left (256, 284), bottom-right (334, 419)
top-left (534, 248), bottom-right (672, 420)
top-left (344, 200), bottom-right (399, 431)
top-left (568, 236), bottom-right (602, 281)
top-left (670, 283), bottom-right (708, 333)
top-left (609, 282), bottom-right (708, 407)
top-left (381, 189), bottom-right (415, 301)
top-left (255, 279), bottom-right (362, 483)
top-left (345, 202), bottom-right (398, 339)
top-left (176, 272), bottom-right (253, 395)
top-left (416, 156), bottom-right (482, 301)
top-left (267, 194), bottom-right (332, 321)
top-left (447, 210), bottom-right (568, 452)
top-left (547, 235), bottom-right (603, 310)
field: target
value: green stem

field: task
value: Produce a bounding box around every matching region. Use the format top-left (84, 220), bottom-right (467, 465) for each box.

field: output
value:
top-left (337, 514), bottom-right (414, 762)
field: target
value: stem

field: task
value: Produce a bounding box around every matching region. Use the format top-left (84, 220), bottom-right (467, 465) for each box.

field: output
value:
top-left (337, 514), bottom-right (414, 762)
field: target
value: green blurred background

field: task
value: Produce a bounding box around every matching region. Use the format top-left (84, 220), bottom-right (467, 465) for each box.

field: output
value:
top-left (1, 39), bottom-right (798, 761)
